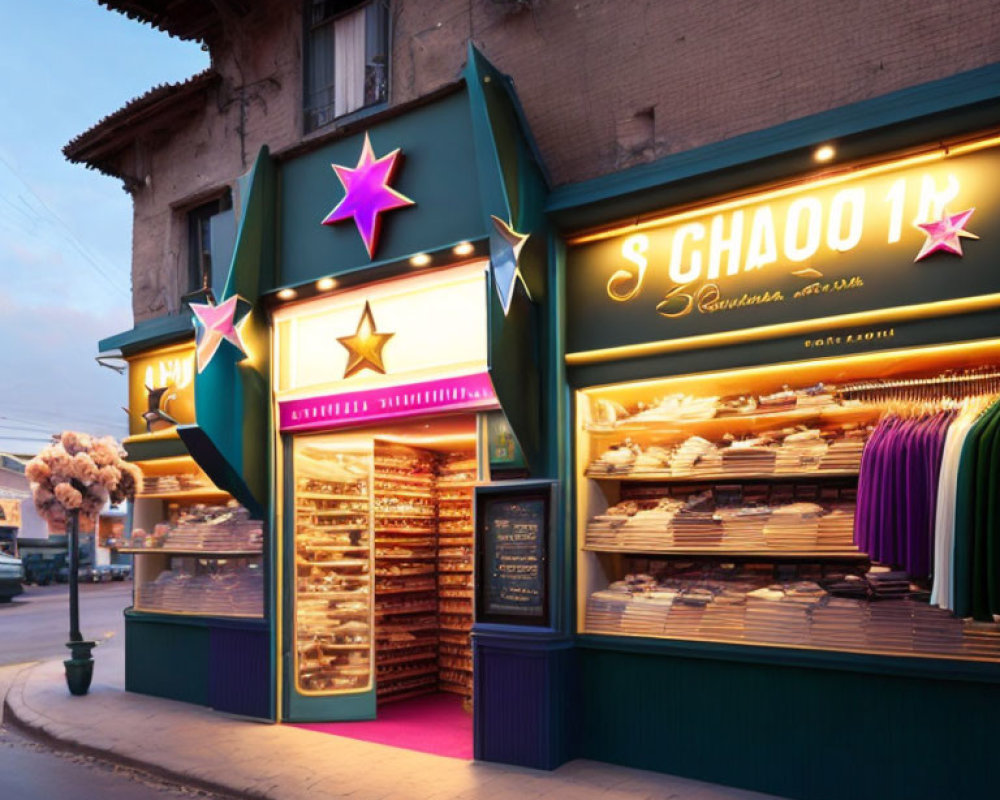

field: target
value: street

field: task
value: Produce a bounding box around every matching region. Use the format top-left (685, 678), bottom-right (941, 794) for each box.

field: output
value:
top-left (0, 583), bottom-right (229, 799)
top-left (0, 581), bottom-right (129, 666)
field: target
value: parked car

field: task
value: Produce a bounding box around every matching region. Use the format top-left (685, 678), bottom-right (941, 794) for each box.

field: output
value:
top-left (56, 565), bottom-right (96, 583)
top-left (109, 564), bottom-right (131, 581)
top-left (92, 565), bottom-right (114, 583)
top-left (0, 553), bottom-right (25, 602)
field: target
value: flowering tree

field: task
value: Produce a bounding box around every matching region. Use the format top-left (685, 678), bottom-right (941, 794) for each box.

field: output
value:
top-left (26, 432), bottom-right (141, 533)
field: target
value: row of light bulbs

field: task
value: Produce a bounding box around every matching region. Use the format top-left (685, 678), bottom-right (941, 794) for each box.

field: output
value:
top-left (274, 240), bottom-right (476, 301)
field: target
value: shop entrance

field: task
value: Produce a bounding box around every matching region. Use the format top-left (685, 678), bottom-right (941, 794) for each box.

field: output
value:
top-left (283, 414), bottom-right (479, 758)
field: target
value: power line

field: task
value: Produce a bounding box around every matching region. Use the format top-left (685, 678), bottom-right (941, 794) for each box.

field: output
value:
top-left (0, 153), bottom-right (130, 300)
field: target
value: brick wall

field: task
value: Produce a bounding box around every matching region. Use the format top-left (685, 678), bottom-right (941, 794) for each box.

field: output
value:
top-left (120, 0), bottom-right (1000, 321)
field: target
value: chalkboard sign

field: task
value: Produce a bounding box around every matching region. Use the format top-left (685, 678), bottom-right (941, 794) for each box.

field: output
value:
top-left (475, 482), bottom-right (553, 626)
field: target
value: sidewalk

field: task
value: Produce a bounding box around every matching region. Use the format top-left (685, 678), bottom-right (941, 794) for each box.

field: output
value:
top-left (3, 650), bottom-right (783, 800)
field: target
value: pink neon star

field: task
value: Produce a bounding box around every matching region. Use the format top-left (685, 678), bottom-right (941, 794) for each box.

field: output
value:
top-left (914, 208), bottom-right (979, 262)
top-left (321, 133), bottom-right (415, 258)
top-left (190, 295), bottom-right (249, 373)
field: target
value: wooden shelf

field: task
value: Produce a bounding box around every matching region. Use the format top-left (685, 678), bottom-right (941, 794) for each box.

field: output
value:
top-left (296, 508), bottom-right (369, 517)
top-left (375, 526), bottom-right (436, 534)
top-left (298, 558), bottom-right (369, 567)
top-left (376, 602), bottom-right (438, 616)
top-left (296, 524), bottom-right (367, 532)
top-left (377, 652), bottom-right (437, 667)
top-left (119, 547), bottom-right (261, 556)
top-left (374, 472), bottom-right (435, 485)
top-left (376, 584), bottom-right (436, 595)
top-left (375, 553), bottom-right (437, 561)
top-left (376, 636), bottom-right (439, 652)
top-left (439, 682), bottom-right (472, 696)
top-left (375, 510), bottom-right (436, 519)
top-left (297, 492), bottom-right (367, 501)
top-left (583, 545), bottom-right (867, 559)
top-left (584, 469), bottom-right (860, 482)
top-left (586, 405), bottom-right (877, 439)
top-left (136, 489), bottom-right (231, 502)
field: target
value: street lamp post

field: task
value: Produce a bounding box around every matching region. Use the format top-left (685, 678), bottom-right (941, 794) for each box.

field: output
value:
top-left (64, 508), bottom-right (96, 695)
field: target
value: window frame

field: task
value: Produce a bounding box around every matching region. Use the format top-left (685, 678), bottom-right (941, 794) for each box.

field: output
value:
top-left (184, 189), bottom-right (233, 299)
top-left (302, 0), bottom-right (391, 135)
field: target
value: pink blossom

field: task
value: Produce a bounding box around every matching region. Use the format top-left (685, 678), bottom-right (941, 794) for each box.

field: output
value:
top-left (71, 452), bottom-right (99, 485)
top-left (54, 483), bottom-right (83, 510)
top-left (25, 458), bottom-right (51, 483)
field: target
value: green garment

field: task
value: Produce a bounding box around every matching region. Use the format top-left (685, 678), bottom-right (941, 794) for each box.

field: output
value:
top-left (973, 405), bottom-right (1000, 620)
top-left (952, 400), bottom-right (1000, 618)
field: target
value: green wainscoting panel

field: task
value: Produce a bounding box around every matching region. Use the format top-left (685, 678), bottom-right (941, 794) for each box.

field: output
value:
top-left (180, 146), bottom-right (275, 518)
top-left (578, 643), bottom-right (1000, 800)
top-left (124, 614), bottom-right (210, 706)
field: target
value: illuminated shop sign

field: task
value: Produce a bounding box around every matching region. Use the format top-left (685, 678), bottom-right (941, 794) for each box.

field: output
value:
top-left (273, 263), bottom-right (497, 430)
top-left (126, 343), bottom-right (197, 436)
top-left (280, 373), bottom-right (497, 432)
top-left (565, 136), bottom-right (1000, 358)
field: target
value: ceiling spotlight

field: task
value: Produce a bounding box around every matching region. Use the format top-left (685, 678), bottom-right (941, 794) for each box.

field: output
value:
top-left (316, 277), bottom-right (337, 291)
top-left (410, 253), bottom-right (431, 267)
top-left (452, 241), bottom-right (474, 257)
top-left (277, 288), bottom-right (297, 300)
top-left (814, 144), bottom-right (835, 163)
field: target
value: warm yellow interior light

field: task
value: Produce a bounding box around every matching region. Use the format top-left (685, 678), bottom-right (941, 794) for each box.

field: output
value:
top-left (569, 133), bottom-right (1000, 246)
top-left (410, 253), bottom-right (431, 267)
top-left (316, 277), bottom-right (337, 291)
top-left (814, 144), bottom-right (836, 163)
top-left (452, 241), bottom-right (474, 256)
top-left (277, 288), bottom-right (297, 300)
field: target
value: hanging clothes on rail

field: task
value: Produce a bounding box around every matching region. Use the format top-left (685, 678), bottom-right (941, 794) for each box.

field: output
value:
top-left (950, 398), bottom-right (1000, 620)
top-left (855, 409), bottom-right (954, 579)
top-left (930, 396), bottom-right (990, 611)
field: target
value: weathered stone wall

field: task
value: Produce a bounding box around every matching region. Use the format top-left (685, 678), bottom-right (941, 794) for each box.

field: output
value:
top-left (122, 0), bottom-right (1000, 321)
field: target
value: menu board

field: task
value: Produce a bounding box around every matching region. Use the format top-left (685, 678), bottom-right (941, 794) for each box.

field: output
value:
top-left (476, 483), bottom-right (552, 626)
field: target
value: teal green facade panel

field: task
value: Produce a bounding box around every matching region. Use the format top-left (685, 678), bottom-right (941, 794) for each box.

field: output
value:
top-left (278, 90), bottom-right (484, 287)
top-left (125, 615), bottom-right (210, 706)
top-left (578, 644), bottom-right (999, 800)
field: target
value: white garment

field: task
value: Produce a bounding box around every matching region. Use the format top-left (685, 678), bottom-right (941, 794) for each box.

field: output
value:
top-left (930, 404), bottom-right (979, 610)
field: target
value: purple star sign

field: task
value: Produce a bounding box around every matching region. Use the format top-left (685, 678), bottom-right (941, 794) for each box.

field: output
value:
top-left (321, 133), bottom-right (415, 258)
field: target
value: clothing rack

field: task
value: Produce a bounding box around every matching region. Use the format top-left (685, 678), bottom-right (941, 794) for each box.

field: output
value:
top-left (837, 370), bottom-right (1000, 403)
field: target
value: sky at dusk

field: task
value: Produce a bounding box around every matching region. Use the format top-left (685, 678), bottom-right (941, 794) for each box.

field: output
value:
top-left (0, 1), bottom-right (208, 454)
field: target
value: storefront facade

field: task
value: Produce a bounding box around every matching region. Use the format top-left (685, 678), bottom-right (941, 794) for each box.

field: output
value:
top-left (549, 64), bottom-right (1000, 800)
top-left (98, 48), bottom-right (1000, 799)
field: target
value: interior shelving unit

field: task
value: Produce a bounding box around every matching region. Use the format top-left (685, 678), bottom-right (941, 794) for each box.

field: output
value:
top-left (373, 444), bottom-right (440, 703)
top-left (435, 452), bottom-right (476, 699)
top-left (290, 427), bottom-right (479, 705)
top-left (575, 344), bottom-right (1000, 661)
top-left (293, 442), bottom-right (373, 694)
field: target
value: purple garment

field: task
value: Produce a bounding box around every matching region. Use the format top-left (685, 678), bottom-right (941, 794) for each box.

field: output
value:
top-left (855, 410), bottom-right (956, 578)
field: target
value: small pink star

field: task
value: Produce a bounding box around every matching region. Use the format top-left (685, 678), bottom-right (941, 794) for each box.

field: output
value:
top-left (321, 133), bottom-right (415, 258)
top-left (914, 208), bottom-right (979, 262)
top-left (190, 295), bottom-right (249, 373)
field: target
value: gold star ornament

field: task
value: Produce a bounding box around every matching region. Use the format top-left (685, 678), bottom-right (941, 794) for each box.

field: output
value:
top-left (337, 301), bottom-right (395, 378)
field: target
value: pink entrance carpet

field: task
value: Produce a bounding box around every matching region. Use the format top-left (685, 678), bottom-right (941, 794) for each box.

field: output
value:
top-left (290, 693), bottom-right (473, 760)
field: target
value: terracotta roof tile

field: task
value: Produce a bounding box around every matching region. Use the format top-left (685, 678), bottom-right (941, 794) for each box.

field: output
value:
top-left (63, 69), bottom-right (218, 181)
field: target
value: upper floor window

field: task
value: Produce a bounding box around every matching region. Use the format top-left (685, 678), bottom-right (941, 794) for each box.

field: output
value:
top-left (187, 191), bottom-right (234, 298)
top-left (304, 1), bottom-right (389, 133)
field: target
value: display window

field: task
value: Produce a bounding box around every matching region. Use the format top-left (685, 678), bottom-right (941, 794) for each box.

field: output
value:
top-left (576, 339), bottom-right (1000, 661)
top-left (123, 456), bottom-right (265, 619)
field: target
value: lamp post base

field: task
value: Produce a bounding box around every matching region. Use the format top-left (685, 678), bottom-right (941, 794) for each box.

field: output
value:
top-left (64, 641), bottom-right (96, 696)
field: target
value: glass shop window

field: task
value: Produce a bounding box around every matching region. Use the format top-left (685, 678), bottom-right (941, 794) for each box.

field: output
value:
top-left (304, 0), bottom-right (390, 133)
